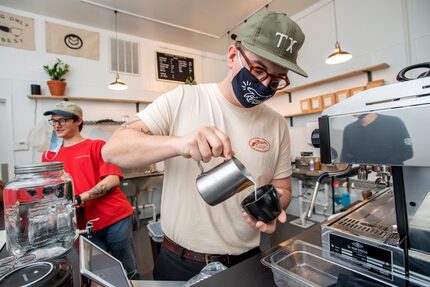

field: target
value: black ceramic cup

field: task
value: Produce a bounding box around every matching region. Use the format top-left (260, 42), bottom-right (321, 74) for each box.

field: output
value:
top-left (241, 184), bottom-right (282, 223)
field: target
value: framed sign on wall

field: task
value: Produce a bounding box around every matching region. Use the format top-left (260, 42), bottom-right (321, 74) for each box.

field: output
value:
top-left (156, 52), bottom-right (194, 83)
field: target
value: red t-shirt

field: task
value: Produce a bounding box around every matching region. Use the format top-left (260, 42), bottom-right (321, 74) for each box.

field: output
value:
top-left (42, 139), bottom-right (133, 231)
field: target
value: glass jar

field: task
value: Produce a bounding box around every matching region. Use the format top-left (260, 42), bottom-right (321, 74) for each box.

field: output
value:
top-left (3, 162), bottom-right (76, 259)
top-left (314, 157), bottom-right (321, 170)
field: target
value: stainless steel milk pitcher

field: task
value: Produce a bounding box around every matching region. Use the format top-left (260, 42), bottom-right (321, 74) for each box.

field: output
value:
top-left (196, 157), bottom-right (253, 206)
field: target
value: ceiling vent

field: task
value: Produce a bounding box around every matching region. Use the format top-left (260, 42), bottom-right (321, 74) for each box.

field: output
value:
top-left (110, 37), bottom-right (140, 75)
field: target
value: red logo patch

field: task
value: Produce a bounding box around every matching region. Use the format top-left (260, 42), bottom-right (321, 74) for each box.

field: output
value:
top-left (249, 137), bottom-right (271, 152)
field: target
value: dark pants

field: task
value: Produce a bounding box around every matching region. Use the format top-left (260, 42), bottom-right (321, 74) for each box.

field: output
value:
top-left (89, 216), bottom-right (142, 280)
top-left (153, 243), bottom-right (260, 281)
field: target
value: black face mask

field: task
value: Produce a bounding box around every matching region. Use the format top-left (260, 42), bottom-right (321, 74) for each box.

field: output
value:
top-left (231, 66), bottom-right (276, 108)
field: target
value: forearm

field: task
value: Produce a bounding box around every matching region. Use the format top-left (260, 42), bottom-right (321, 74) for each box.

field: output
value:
top-left (79, 175), bottom-right (120, 203)
top-left (102, 127), bottom-right (180, 169)
top-left (271, 176), bottom-right (292, 210)
top-left (103, 117), bottom-right (233, 168)
top-left (278, 186), bottom-right (292, 210)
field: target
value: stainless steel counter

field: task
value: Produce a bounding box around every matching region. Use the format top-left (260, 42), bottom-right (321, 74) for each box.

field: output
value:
top-left (123, 171), bottom-right (164, 180)
top-left (131, 280), bottom-right (185, 286)
top-left (292, 164), bottom-right (348, 178)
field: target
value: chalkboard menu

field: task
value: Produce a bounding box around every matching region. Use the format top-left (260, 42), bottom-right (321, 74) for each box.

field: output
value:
top-left (156, 52), bottom-right (194, 83)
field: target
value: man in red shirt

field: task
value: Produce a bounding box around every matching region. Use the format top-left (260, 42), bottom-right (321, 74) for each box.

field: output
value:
top-left (42, 101), bottom-right (141, 279)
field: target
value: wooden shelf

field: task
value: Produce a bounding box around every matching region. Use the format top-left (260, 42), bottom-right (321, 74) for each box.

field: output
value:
top-left (284, 110), bottom-right (321, 118)
top-left (278, 63), bottom-right (390, 126)
top-left (27, 95), bottom-right (152, 105)
top-left (283, 110), bottom-right (321, 126)
top-left (84, 120), bottom-right (125, 125)
top-left (277, 63), bottom-right (389, 95)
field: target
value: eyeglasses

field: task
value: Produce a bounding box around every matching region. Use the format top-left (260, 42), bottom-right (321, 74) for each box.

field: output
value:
top-left (237, 47), bottom-right (290, 90)
top-left (48, 118), bottom-right (73, 126)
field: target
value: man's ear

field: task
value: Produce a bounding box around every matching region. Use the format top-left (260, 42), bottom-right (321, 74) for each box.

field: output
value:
top-left (227, 45), bottom-right (238, 69)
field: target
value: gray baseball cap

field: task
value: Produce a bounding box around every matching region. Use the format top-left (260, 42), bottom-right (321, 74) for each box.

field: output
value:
top-left (232, 12), bottom-right (308, 77)
top-left (44, 101), bottom-right (83, 118)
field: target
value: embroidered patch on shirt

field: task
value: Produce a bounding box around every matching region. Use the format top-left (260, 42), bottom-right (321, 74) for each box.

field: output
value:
top-left (249, 137), bottom-right (271, 152)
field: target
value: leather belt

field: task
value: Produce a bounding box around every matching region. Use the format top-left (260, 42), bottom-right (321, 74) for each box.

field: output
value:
top-left (162, 236), bottom-right (232, 265)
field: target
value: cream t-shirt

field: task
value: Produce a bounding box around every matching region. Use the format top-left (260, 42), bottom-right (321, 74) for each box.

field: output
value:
top-left (137, 83), bottom-right (292, 255)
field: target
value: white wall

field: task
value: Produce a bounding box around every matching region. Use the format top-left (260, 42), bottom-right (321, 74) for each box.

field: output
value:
top-left (0, 5), bottom-right (228, 177)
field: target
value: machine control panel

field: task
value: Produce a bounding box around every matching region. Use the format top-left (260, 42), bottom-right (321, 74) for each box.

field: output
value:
top-left (329, 234), bottom-right (393, 280)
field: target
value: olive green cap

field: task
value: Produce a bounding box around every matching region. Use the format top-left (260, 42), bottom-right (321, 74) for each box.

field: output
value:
top-left (232, 12), bottom-right (308, 77)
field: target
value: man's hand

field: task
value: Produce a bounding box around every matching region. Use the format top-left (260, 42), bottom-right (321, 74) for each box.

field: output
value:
top-left (175, 126), bottom-right (233, 162)
top-left (74, 194), bottom-right (84, 209)
top-left (242, 209), bottom-right (287, 234)
top-left (241, 186), bottom-right (288, 234)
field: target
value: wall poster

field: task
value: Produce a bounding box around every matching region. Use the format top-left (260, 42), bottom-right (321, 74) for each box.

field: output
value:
top-left (46, 21), bottom-right (100, 60)
top-left (0, 10), bottom-right (35, 50)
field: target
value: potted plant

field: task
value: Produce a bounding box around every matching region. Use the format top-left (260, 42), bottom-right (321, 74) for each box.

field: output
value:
top-left (43, 58), bottom-right (70, 96)
top-left (184, 75), bottom-right (197, 85)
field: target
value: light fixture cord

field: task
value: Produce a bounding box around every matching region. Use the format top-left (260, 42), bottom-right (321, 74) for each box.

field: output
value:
top-left (333, 0), bottom-right (339, 43)
top-left (115, 10), bottom-right (119, 74)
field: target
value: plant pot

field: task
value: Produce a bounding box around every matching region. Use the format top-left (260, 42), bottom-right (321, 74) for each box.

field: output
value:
top-left (47, 80), bottom-right (66, 96)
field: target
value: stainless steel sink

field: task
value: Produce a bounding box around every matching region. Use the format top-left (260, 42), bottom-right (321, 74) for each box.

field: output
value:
top-left (262, 241), bottom-right (354, 287)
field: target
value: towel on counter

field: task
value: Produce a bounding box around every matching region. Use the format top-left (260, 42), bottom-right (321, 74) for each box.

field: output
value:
top-left (28, 119), bottom-right (51, 152)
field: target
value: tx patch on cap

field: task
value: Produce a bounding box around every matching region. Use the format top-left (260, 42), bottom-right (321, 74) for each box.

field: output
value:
top-left (232, 12), bottom-right (307, 77)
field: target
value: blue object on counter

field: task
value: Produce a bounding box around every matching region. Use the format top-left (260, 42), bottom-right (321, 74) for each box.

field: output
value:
top-left (341, 188), bottom-right (351, 207)
top-left (333, 181), bottom-right (342, 205)
top-left (309, 159), bottom-right (315, 171)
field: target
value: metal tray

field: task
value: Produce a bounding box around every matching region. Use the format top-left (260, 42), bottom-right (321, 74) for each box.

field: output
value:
top-left (261, 241), bottom-right (355, 287)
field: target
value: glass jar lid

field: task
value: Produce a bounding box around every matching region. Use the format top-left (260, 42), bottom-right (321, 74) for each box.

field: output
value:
top-left (14, 162), bottom-right (64, 174)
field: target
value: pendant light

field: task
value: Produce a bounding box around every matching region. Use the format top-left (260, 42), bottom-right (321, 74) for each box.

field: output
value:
top-left (325, 0), bottom-right (352, 65)
top-left (109, 10), bottom-right (128, 90)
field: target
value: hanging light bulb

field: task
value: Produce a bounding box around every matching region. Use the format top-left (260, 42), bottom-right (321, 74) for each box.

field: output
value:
top-left (109, 73), bottom-right (128, 90)
top-left (326, 41), bottom-right (352, 64)
top-left (325, 0), bottom-right (352, 65)
top-left (109, 10), bottom-right (128, 90)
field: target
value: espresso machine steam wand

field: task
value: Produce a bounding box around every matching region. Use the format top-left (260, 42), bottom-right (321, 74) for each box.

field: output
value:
top-left (306, 164), bottom-right (357, 218)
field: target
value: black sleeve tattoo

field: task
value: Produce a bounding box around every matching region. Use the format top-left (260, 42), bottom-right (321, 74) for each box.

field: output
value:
top-left (121, 117), bottom-right (152, 135)
top-left (139, 128), bottom-right (151, 134)
top-left (89, 184), bottom-right (110, 196)
top-left (122, 118), bottom-right (141, 128)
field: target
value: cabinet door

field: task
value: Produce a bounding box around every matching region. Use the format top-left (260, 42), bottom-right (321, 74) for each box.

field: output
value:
top-left (0, 99), bottom-right (12, 182)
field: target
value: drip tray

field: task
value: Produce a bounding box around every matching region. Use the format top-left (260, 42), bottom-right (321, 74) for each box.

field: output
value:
top-left (262, 241), bottom-right (368, 287)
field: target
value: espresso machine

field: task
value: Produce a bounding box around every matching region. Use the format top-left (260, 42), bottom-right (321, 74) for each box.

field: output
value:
top-left (308, 66), bottom-right (430, 286)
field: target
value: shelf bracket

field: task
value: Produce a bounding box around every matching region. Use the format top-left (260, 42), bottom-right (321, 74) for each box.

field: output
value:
top-left (287, 92), bottom-right (292, 103)
top-left (289, 116), bottom-right (293, 127)
top-left (366, 71), bottom-right (373, 82)
top-left (136, 103), bottom-right (140, 113)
